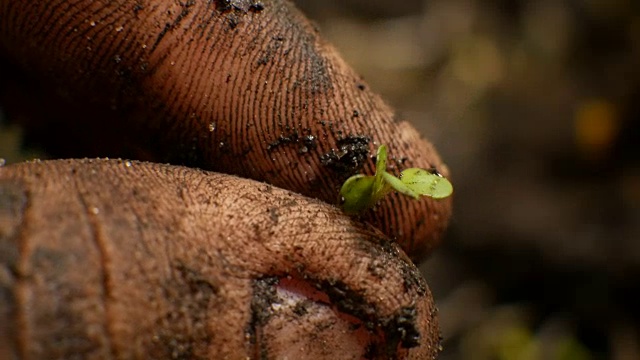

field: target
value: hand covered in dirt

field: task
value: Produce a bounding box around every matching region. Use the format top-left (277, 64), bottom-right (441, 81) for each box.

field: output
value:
top-left (0, 0), bottom-right (451, 260)
top-left (0, 0), bottom-right (451, 358)
top-left (0, 159), bottom-right (439, 359)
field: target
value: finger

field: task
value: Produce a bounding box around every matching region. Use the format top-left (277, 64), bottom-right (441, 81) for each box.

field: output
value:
top-left (0, 159), bottom-right (439, 359)
top-left (0, 0), bottom-right (452, 260)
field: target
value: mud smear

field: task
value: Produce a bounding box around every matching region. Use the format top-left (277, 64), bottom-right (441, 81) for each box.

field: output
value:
top-left (275, 1), bottom-right (333, 95)
top-left (214, 0), bottom-right (265, 13)
top-left (247, 276), bottom-right (279, 346)
top-left (151, 262), bottom-right (221, 359)
top-left (320, 135), bottom-right (370, 179)
top-left (214, 0), bottom-right (265, 30)
top-left (246, 273), bottom-right (425, 357)
top-left (257, 35), bottom-right (285, 66)
top-left (266, 129), bottom-right (318, 155)
top-left (354, 233), bottom-right (428, 297)
top-left (149, 0), bottom-right (196, 53)
top-left (315, 277), bottom-right (422, 356)
top-left (296, 41), bottom-right (333, 94)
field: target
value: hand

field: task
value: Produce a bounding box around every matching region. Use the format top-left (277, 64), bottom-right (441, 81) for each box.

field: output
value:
top-left (0, 159), bottom-right (439, 359)
top-left (0, 0), bottom-right (450, 358)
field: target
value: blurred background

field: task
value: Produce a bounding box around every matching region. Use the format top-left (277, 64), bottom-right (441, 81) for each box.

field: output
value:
top-left (2, 0), bottom-right (639, 358)
top-left (297, 0), bottom-right (640, 360)
top-left (294, 0), bottom-right (640, 359)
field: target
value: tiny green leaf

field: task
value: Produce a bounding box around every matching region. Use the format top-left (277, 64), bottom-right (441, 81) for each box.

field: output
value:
top-left (339, 145), bottom-right (453, 214)
top-left (382, 172), bottom-right (419, 199)
top-left (400, 168), bottom-right (453, 199)
top-left (339, 174), bottom-right (376, 214)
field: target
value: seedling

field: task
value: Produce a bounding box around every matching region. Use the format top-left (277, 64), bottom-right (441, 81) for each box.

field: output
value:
top-left (339, 145), bottom-right (453, 214)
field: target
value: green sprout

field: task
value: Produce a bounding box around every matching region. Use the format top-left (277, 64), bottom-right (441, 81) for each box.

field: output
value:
top-left (339, 145), bottom-right (453, 214)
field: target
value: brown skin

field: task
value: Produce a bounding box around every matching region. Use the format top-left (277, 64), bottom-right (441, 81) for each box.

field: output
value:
top-left (0, 0), bottom-right (451, 260)
top-left (0, 159), bottom-right (439, 359)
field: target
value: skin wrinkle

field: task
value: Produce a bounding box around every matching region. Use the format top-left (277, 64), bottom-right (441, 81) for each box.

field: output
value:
top-left (3, 164), bottom-right (103, 358)
top-left (175, 164), bottom-right (419, 315)
top-left (71, 173), bottom-right (117, 359)
top-left (120, 169), bottom-right (174, 289)
top-left (259, 249), bottom-right (404, 318)
top-left (2, 180), bottom-right (30, 360)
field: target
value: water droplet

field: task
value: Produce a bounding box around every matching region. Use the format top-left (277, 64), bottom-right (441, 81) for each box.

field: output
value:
top-left (90, 207), bottom-right (100, 215)
top-left (115, 25), bottom-right (124, 32)
top-left (209, 122), bottom-right (216, 132)
top-left (219, 142), bottom-right (225, 148)
top-left (0, 158), bottom-right (6, 167)
top-left (299, 146), bottom-right (308, 153)
top-left (90, 21), bottom-right (96, 27)
top-left (124, 161), bottom-right (132, 167)
top-left (113, 55), bottom-right (122, 63)
top-left (142, 44), bottom-right (147, 49)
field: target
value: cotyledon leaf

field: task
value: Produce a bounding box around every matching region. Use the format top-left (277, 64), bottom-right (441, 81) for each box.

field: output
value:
top-left (382, 172), bottom-right (419, 199)
top-left (399, 168), bottom-right (453, 199)
top-left (339, 174), bottom-right (376, 214)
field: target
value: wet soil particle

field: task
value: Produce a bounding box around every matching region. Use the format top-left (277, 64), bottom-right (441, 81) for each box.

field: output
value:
top-left (386, 306), bottom-right (420, 348)
top-left (248, 2), bottom-right (264, 12)
top-left (249, 276), bottom-right (279, 329)
top-left (214, 0), bottom-right (265, 13)
top-left (315, 278), bottom-right (422, 356)
top-left (320, 135), bottom-right (370, 178)
top-left (246, 276), bottom-right (280, 359)
top-left (266, 130), bottom-right (318, 154)
top-left (292, 300), bottom-right (310, 316)
top-left (315, 279), bottom-right (372, 324)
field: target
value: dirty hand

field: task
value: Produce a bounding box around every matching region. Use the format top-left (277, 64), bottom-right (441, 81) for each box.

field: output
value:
top-left (0, 0), bottom-right (451, 259)
top-left (0, 0), bottom-right (450, 358)
top-left (0, 159), bottom-right (439, 359)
